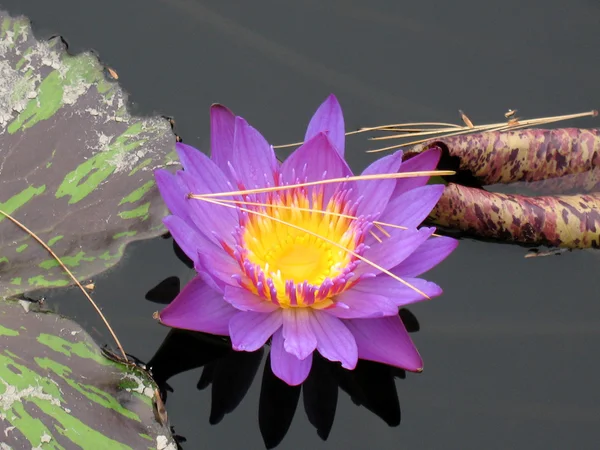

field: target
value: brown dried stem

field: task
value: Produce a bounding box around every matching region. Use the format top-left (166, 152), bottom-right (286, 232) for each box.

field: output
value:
top-left (0, 208), bottom-right (127, 361)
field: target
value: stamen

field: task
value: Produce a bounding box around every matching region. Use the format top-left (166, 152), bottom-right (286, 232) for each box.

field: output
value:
top-left (365, 110), bottom-right (598, 153)
top-left (272, 122), bottom-right (464, 149)
top-left (200, 197), bottom-right (432, 300)
top-left (374, 223), bottom-right (391, 238)
top-left (197, 197), bottom-right (443, 237)
top-left (188, 170), bottom-right (455, 199)
top-left (355, 122), bottom-right (465, 132)
top-left (369, 230), bottom-right (383, 243)
top-left (273, 111), bottom-right (598, 156)
top-left (368, 127), bottom-right (465, 141)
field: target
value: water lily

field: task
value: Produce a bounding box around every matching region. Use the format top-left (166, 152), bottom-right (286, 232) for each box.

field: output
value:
top-left (154, 95), bottom-right (457, 386)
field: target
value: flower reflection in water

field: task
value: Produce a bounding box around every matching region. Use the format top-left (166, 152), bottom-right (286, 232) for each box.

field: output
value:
top-left (146, 275), bottom-right (420, 448)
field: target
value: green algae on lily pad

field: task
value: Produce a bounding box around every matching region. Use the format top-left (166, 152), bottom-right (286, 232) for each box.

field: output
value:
top-left (0, 298), bottom-right (176, 448)
top-left (0, 10), bottom-right (178, 298)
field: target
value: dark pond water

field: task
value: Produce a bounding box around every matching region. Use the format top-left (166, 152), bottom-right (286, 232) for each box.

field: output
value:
top-left (3, 0), bottom-right (600, 448)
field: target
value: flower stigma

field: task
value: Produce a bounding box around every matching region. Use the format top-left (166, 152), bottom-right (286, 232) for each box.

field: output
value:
top-left (226, 184), bottom-right (371, 309)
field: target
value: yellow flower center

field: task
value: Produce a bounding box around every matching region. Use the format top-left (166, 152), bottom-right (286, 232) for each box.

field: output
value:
top-left (239, 187), bottom-right (363, 308)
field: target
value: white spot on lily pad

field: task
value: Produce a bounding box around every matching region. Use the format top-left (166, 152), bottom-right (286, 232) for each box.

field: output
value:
top-left (0, 60), bottom-right (36, 129)
top-left (121, 373), bottom-right (154, 397)
top-left (62, 80), bottom-right (90, 105)
top-left (0, 380), bottom-right (61, 415)
top-left (0, 31), bottom-right (14, 53)
top-left (31, 432), bottom-right (52, 449)
top-left (18, 299), bottom-right (30, 313)
top-left (156, 435), bottom-right (177, 450)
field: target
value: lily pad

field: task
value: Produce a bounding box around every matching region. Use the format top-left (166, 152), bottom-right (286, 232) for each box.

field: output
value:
top-left (0, 10), bottom-right (178, 298)
top-left (0, 298), bottom-right (176, 449)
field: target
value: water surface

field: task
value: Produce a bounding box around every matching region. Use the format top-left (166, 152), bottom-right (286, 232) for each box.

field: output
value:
top-left (2, 0), bottom-right (600, 448)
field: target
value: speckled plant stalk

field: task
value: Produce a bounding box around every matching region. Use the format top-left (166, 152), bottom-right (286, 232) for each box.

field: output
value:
top-left (430, 183), bottom-right (600, 248)
top-left (414, 128), bottom-right (600, 248)
top-left (418, 128), bottom-right (600, 190)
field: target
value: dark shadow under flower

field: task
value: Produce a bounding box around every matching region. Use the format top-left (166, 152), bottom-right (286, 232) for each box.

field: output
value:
top-left (201, 345), bottom-right (264, 425)
top-left (145, 276), bottom-right (181, 305)
top-left (145, 276), bottom-right (420, 449)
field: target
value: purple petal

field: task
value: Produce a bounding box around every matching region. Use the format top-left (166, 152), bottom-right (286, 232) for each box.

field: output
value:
top-left (357, 151), bottom-right (403, 217)
top-left (176, 142), bottom-right (235, 194)
top-left (159, 275), bottom-right (236, 335)
top-left (175, 143), bottom-right (204, 176)
top-left (196, 268), bottom-right (227, 295)
top-left (229, 310), bottom-right (283, 352)
top-left (210, 104), bottom-right (236, 172)
top-left (155, 169), bottom-right (195, 229)
top-left (224, 285), bottom-right (279, 312)
top-left (310, 311), bottom-right (357, 369)
top-left (232, 116), bottom-right (278, 188)
top-left (282, 308), bottom-right (317, 360)
top-left (345, 316), bottom-right (423, 371)
top-left (280, 133), bottom-right (353, 202)
top-left (356, 227), bottom-right (436, 276)
top-left (177, 170), bottom-right (237, 246)
top-left (162, 215), bottom-right (212, 265)
top-left (392, 236), bottom-right (459, 277)
top-left (353, 275), bottom-right (443, 307)
top-left (381, 185), bottom-right (445, 230)
top-left (304, 94), bottom-right (345, 156)
top-left (326, 289), bottom-right (398, 319)
top-left (392, 147), bottom-right (442, 197)
top-left (195, 250), bottom-right (240, 291)
top-left (271, 328), bottom-right (313, 386)
top-left (158, 161), bottom-right (237, 247)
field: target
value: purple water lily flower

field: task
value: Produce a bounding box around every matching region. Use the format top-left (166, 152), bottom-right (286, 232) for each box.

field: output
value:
top-left (154, 95), bottom-right (457, 386)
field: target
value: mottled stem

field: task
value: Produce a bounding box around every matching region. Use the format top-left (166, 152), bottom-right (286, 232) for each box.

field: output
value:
top-left (420, 128), bottom-right (600, 187)
top-left (430, 183), bottom-right (600, 248)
